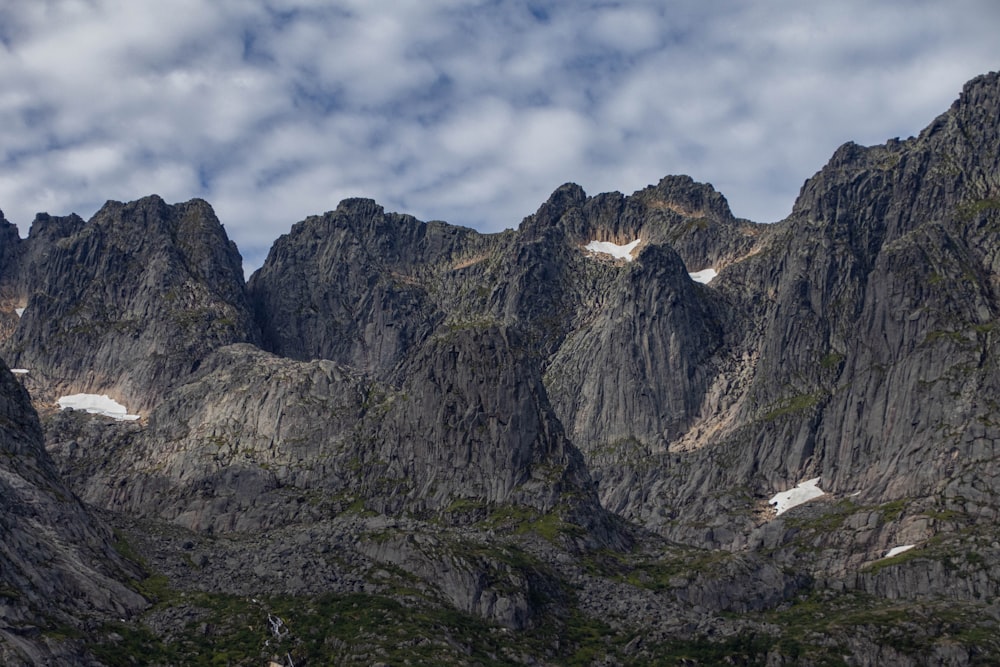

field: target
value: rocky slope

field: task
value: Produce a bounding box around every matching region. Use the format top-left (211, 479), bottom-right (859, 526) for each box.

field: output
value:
top-left (0, 360), bottom-right (146, 666)
top-left (0, 72), bottom-right (998, 664)
top-left (0, 195), bottom-right (258, 412)
top-left (589, 71), bottom-right (1000, 545)
top-left (248, 198), bottom-right (502, 380)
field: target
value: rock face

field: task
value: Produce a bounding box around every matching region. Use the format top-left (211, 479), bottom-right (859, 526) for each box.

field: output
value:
top-left (248, 198), bottom-right (499, 379)
top-left (0, 196), bottom-right (258, 411)
top-left (372, 324), bottom-right (598, 518)
top-left (0, 360), bottom-right (145, 665)
top-left (0, 72), bottom-right (999, 664)
top-left (49, 329), bottom-right (605, 538)
top-left (593, 71), bottom-right (1000, 541)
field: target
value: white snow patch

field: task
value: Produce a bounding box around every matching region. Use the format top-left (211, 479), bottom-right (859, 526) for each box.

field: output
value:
top-left (883, 544), bottom-right (916, 559)
top-left (688, 268), bottom-right (718, 284)
top-left (57, 393), bottom-right (139, 421)
top-left (585, 238), bottom-right (641, 262)
top-left (14, 307), bottom-right (24, 317)
top-left (768, 477), bottom-right (825, 516)
top-left (10, 369), bottom-right (29, 375)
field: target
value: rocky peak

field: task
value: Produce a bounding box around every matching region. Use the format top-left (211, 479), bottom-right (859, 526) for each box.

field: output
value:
top-left (639, 174), bottom-right (736, 222)
top-left (0, 211), bottom-right (21, 294)
top-left (536, 182), bottom-right (589, 219)
top-left (26, 211), bottom-right (86, 241)
top-left (691, 70), bottom-right (1000, 517)
top-left (333, 196), bottom-right (387, 220)
top-left (0, 195), bottom-right (258, 411)
top-left (248, 199), bottom-right (493, 377)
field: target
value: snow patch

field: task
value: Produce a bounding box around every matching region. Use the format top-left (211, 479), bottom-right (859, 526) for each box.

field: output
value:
top-left (585, 239), bottom-right (641, 262)
top-left (883, 544), bottom-right (916, 559)
top-left (10, 369), bottom-right (29, 375)
top-left (14, 307), bottom-right (24, 317)
top-left (769, 477), bottom-right (825, 516)
top-left (57, 393), bottom-right (139, 421)
top-left (688, 268), bottom-right (718, 284)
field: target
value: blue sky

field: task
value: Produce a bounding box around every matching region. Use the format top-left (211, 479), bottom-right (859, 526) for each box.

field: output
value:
top-left (1, 1), bottom-right (997, 271)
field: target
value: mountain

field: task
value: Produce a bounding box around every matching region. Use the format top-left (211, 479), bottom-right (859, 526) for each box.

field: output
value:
top-left (0, 196), bottom-right (258, 411)
top-left (0, 359), bottom-right (145, 666)
top-left (0, 72), bottom-right (998, 664)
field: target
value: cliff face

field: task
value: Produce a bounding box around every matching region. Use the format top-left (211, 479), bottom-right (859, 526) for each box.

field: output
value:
top-left (49, 329), bottom-right (607, 541)
top-left (605, 72), bottom-right (1000, 539)
top-left (247, 198), bottom-right (501, 380)
top-left (0, 196), bottom-right (258, 411)
top-left (0, 360), bottom-right (145, 666)
top-left (0, 73), bottom-right (999, 664)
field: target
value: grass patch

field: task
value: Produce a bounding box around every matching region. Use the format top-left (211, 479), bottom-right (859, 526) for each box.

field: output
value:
top-left (785, 499), bottom-right (857, 533)
top-left (820, 352), bottom-right (844, 369)
top-left (478, 504), bottom-right (586, 543)
top-left (762, 392), bottom-right (823, 421)
top-left (765, 591), bottom-right (1000, 661)
top-left (957, 198), bottom-right (1000, 221)
top-left (876, 498), bottom-right (907, 522)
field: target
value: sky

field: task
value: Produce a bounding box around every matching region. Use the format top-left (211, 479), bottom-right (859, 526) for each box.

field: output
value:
top-left (1, 1), bottom-right (998, 272)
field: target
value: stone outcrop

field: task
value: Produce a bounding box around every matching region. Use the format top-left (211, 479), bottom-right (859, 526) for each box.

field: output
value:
top-left (0, 72), bottom-right (999, 665)
top-left (48, 330), bottom-right (611, 542)
top-left (0, 196), bottom-right (258, 412)
top-left (247, 198), bottom-right (503, 380)
top-left (0, 360), bottom-right (145, 666)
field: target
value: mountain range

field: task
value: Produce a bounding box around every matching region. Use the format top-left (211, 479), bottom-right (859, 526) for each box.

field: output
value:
top-left (0, 71), bottom-right (999, 665)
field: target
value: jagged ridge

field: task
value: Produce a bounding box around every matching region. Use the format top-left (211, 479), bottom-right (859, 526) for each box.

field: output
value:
top-left (0, 71), bottom-right (998, 664)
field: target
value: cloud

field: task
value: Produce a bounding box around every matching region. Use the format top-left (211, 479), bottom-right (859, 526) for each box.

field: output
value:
top-left (1, 0), bottom-right (998, 271)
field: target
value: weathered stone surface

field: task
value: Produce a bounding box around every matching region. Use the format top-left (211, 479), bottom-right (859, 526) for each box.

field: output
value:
top-left (0, 359), bottom-right (145, 665)
top-left (372, 324), bottom-right (597, 517)
top-left (248, 198), bottom-right (500, 379)
top-left (1, 72), bottom-right (999, 665)
top-left (0, 196), bottom-right (258, 412)
top-left (48, 330), bottom-right (613, 544)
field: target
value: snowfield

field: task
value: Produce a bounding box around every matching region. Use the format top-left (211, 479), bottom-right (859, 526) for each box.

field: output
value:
top-left (688, 268), bottom-right (718, 284)
top-left (769, 477), bottom-right (826, 515)
top-left (584, 239), bottom-right (641, 261)
top-left (57, 393), bottom-right (140, 421)
top-left (583, 240), bottom-right (718, 285)
top-left (884, 544), bottom-right (916, 559)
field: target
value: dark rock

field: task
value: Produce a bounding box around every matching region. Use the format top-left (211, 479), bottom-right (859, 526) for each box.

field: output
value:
top-left (2, 71), bottom-right (1000, 665)
top-left (0, 359), bottom-right (145, 664)
top-left (0, 196), bottom-right (258, 411)
top-left (248, 198), bottom-right (496, 379)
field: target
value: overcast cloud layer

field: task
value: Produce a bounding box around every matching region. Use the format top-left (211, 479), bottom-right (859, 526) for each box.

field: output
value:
top-left (1, 1), bottom-right (997, 270)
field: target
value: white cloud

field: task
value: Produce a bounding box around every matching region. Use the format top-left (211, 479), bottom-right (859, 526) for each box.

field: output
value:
top-left (0, 0), bottom-right (998, 267)
top-left (438, 98), bottom-right (516, 161)
top-left (588, 6), bottom-right (663, 53)
top-left (509, 107), bottom-right (591, 175)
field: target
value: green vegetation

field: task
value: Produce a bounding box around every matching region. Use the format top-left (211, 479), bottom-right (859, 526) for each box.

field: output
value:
top-left (762, 392), bottom-right (823, 421)
top-left (84, 536), bottom-right (1000, 666)
top-left (957, 197), bottom-right (1000, 221)
top-left (621, 549), bottom-right (732, 592)
top-left (763, 591), bottom-right (1000, 662)
top-left (0, 583), bottom-right (22, 601)
top-left (477, 504), bottom-right (585, 543)
top-left (785, 499), bottom-right (857, 534)
top-left (876, 498), bottom-right (907, 522)
top-left (91, 501), bottom-right (1000, 664)
top-left (819, 351), bottom-right (844, 369)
